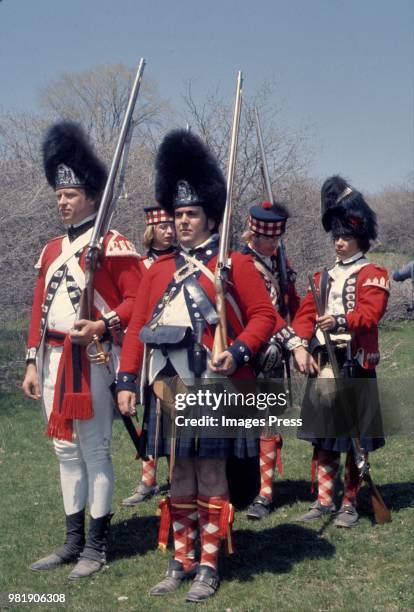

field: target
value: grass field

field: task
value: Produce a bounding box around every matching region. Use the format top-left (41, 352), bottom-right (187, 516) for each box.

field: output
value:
top-left (0, 323), bottom-right (413, 612)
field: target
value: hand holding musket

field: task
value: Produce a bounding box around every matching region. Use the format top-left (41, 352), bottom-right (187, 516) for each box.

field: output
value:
top-left (308, 273), bottom-right (391, 524)
top-left (77, 58), bottom-right (146, 364)
top-left (212, 70), bottom-right (243, 363)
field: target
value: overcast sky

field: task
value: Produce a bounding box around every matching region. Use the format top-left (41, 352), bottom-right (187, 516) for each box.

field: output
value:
top-left (1, 0), bottom-right (413, 193)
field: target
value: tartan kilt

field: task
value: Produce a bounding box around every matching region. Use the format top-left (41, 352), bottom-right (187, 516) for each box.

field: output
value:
top-left (142, 390), bottom-right (259, 459)
top-left (298, 358), bottom-right (385, 454)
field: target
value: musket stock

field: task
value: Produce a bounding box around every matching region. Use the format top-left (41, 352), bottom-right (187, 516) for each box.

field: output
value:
top-left (212, 71), bottom-right (243, 362)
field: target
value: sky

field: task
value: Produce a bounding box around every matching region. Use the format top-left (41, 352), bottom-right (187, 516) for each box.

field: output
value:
top-left (0, 0), bottom-right (413, 193)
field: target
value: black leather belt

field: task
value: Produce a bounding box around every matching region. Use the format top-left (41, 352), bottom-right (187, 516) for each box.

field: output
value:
top-left (183, 276), bottom-right (219, 325)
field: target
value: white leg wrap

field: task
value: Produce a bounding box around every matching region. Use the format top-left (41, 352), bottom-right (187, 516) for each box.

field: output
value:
top-left (53, 438), bottom-right (88, 514)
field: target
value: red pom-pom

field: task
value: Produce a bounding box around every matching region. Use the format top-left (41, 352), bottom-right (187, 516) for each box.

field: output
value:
top-left (262, 201), bottom-right (272, 210)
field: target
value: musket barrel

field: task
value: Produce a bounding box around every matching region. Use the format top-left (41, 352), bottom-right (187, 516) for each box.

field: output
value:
top-left (212, 70), bottom-right (243, 360)
top-left (308, 272), bottom-right (341, 378)
top-left (218, 70), bottom-right (243, 264)
top-left (254, 106), bottom-right (273, 203)
top-left (89, 58), bottom-right (146, 249)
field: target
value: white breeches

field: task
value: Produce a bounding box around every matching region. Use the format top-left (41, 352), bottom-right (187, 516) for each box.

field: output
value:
top-left (42, 345), bottom-right (115, 518)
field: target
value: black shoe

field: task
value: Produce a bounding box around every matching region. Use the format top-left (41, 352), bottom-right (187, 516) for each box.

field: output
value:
top-left (334, 504), bottom-right (359, 528)
top-left (295, 500), bottom-right (336, 523)
top-left (30, 552), bottom-right (73, 571)
top-left (68, 558), bottom-right (105, 579)
top-left (150, 559), bottom-right (197, 595)
top-left (186, 565), bottom-right (219, 602)
top-left (246, 495), bottom-right (272, 520)
top-left (30, 509), bottom-right (85, 571)
top-left (122, 483), bottom-right (159, 506)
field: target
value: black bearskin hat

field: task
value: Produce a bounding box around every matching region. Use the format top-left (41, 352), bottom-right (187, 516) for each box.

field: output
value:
top-left (42, 121), bottom-right (107, 197)
top-left (155, 129), bottom-right (226, 225)
top-left (321, 175), bottom-right (377, 247)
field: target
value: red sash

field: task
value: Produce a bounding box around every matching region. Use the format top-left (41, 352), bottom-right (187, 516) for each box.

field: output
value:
top-left (46, 335), bottom-right (93, 441)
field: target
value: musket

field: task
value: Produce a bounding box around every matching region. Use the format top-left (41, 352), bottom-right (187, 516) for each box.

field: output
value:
top-left (212, 70), bottom-right (243, 361)
top-left (308, 272), bottom-right (340, 378)
top-left (254, 106), bottom-right (293, 405)
top-left (308, 273), bottom-right (391, 524)
top-left (79, 58), bottom-right (146, 452)
top-left (254, 105), bottom-right (290, 320)
top-left (79, 58), bottom-right (146, 362)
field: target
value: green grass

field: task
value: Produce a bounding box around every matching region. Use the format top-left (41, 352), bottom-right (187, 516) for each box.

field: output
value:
top-left (1, 324), bottom-right (413, 611)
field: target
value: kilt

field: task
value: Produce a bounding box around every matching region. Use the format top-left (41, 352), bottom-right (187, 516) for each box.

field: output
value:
top-left (298, 350), bottom-right (385, 454)
top-left (142, 390), bottom-right (259, 459)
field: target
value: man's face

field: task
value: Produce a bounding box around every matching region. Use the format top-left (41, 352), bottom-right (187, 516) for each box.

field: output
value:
top-left (334, 235), bottom-right (359, 260)
top-left (56, 188), bottom-right (96, 226)
top-left (153, 222), bottom-right (175, 250)
top-left (251, 233), bottom-right (280, 257)
top-left (174, 206), bottom-right (215, 248)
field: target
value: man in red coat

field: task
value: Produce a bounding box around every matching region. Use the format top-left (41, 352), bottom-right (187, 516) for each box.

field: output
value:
top-left (117, 130), bottom-right (280, 602)
top-left (122, 205), bottom-right (175, 506)
top-left (240, 200), bottom-right (303, 519)
top-left (22, 122), bottom-right (141, 577)
top-left (293, 175), bottom-right (389, 528)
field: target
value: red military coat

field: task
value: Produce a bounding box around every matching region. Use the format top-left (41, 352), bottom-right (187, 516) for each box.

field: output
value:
top-left (293, 262), bottom-right (389, 368)
top-left (27, 230), bottom-right (142, 351)
top-left (242, 245), bottom-right (300, 326)
top-left (119, 249), bottom-right (278, 381)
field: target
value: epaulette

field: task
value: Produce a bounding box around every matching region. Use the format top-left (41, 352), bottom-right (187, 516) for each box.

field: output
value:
top-left (361, 264), bottom-right (390, 293)
top-left (104, 230), bottom-right (139, 258)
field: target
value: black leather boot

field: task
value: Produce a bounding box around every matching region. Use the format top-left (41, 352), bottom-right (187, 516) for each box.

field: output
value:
top-left (30, 509), bottom-right (85, 571)
top-left (68, 513), bottom-right (113, 579)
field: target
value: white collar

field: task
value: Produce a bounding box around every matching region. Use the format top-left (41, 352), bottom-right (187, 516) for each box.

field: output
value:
top-left (335, 251), bottom-right (365, 266)
top-left (180, 233), bottom-right (219, 253)
top-left (66, 213), bottom-right (97, 229)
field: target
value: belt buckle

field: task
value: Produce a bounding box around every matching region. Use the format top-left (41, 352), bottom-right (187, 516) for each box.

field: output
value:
top-left (174, 262), bottom-right (196, 283)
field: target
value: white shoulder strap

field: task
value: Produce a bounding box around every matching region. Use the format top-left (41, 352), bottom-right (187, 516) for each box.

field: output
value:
top-left (45, 230), bottom-right (111, 315)
top-left (64, 246), bottom-right (111, 315)
top-left (253, 260), bottom-right (280, 293)
top-left (44, 230), bottom-right (93, 287)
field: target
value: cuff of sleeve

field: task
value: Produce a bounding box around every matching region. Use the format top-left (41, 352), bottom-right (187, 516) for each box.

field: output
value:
top-left (228, 340), bottom-right (252, 367)
top-left (101, 310), bottom-right (123, 343)
top-left (101, 310), bottom-right (121, 332)
top-left (26, 347), bottom-right (37, 365)
top-left (331, 314), bottom-right (349, 334)
top-left (116, 372), bottom-right (137, 393)
top-left (274, 326), bottom-right (302, 351)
